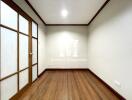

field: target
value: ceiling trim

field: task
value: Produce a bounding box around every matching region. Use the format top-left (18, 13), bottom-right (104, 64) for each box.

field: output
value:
top-left (25, 0), bottom-right (47, 25)
top-left (46, 24), bottom-right (88, 26)
top-left (88, 0), bottom-right (110, 25)
top-left (25, 0), bottom-right (110, 26)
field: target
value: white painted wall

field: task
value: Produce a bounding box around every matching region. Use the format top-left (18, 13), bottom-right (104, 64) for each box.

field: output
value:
top-left (13, 0), bottom-right (46, 74)
top-left (87, 0), bottom-right (132, 99)
top-left (46, 26), bottom-right (88, 68)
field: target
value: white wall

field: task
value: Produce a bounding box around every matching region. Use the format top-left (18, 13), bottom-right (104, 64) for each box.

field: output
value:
top-left (46, 26), bottom-right (88, 68)
top-left (13, 0), bottom-right (46, 74)
top-left (87, 0), bottom-right (132, 99)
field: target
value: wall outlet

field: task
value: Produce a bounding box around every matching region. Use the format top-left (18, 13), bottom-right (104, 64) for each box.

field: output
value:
top-left (114, 80), bottom-right (121, 88)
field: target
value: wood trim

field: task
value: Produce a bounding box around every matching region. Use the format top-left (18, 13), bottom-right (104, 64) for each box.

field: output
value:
top-left (32, 63), bottom-right (38, 66)
top-left (37, 23), bottom-right (39, 77)
top-left (38, 69), bottom-right (47, 78)
top-left (0, 24), bottom-right (18, 33)
top-left (45, 68), bottom-right (88, 70)
top-left (19, 67), bottom-right (29, 73)
top-left (46, 24), bottom-right (88, 26)
top-left (0, 67), bottom-right (29, 82)
top-left (24, 0), bottom-right (110, 26)
top-left (87, 68), bottom-right (126, 100)
top-left (29, 21), bottom-right (32, 84)
top-left (25, 0), bottom-right (46, 25)
top-left (88, 0), bottom-right (110, 25)
top-left (32, 36), bottom-right (38, 39)
top-left (0, 72), bottom-right (18, 81)
top-left (17, 13), bottom-right (20, 92)
top-left (19, 31), bottom-right (30, 37)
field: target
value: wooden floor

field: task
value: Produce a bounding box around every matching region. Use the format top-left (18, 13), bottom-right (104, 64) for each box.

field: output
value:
top-left (18, 70), bottom-right (120, 100)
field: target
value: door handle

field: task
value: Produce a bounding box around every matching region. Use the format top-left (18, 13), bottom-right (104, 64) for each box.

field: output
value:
top-left (29, 53), bottom-right (33, 55)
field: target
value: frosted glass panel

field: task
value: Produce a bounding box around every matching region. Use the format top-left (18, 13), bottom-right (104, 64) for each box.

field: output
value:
top-left (19, 15), bottom-right (29, 34)
top-left (32, 38), bottom-right (37, 64)
top-left (0, 75), bottom-right (17, 100)
top-left (32, 65), bottom-right (37, 82)
top-left (1, 28), bottom-right (17, 78)
top-left (19, 69), bottom-right (29, 90)
top-left (19, 34), bottom-right (28, 70)
top-left (32, 22), bottom-right (37, 38)
top-left (1, 1), bottom-right (17, 29)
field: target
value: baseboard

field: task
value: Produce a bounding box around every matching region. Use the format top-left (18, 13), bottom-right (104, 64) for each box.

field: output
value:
top-left (38, 69), bottom-right (47, 78)
top-left (45, 68), bottom-right (88, 70)
top-left (87, 68), bottom-right (126, 100)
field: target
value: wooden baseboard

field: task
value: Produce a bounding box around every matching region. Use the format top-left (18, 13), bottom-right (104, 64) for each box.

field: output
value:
top-left (87, 69), bottom-right (126, 100)
top-left (38, 69), bottom-right (47, 78)
top-left (45, 68), bottom-right (88, 71)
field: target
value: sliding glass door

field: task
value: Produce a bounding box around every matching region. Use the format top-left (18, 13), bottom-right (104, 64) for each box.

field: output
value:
top-left (18, 14), bottom-right (29, 90)
top-left (0, 1), bottom-right (38, 99)
top-left (32, 21), bottom-right (38, 82)
top-left (0, 1), bottom-right (19, 100)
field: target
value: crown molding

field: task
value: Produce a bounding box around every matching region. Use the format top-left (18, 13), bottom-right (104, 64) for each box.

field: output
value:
top-left (88, 0), bottom-right (110, 25)
top-left (46, 24), bottom-right (88, 26)
top-left (25, 0), bottom-right (47, 25)
top-left (25, 0), bottom-right (110, 26)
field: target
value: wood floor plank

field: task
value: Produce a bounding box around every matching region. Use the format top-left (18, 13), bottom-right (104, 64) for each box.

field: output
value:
top-left (67, 70), bottom-right (80, 100)
top-left (41, 71), bottom-right (59, 100)
top-left (76, 71), bottom-right (101, 100)
top-left (54, 71), bottom-right (68, 100)
top-left (17, 70), bottom-right (122, 100)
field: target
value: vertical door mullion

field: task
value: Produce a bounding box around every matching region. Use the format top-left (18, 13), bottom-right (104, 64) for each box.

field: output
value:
top-left (29, 20), bottom-right (32, 84)
top-left (37, 24), bottom-right (38, 77)
top-left (17, 13), bottom-right (20, 92)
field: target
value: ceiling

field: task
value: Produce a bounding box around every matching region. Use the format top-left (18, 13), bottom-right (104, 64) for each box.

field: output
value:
top-left (28, 0), bottom-right (107, 24)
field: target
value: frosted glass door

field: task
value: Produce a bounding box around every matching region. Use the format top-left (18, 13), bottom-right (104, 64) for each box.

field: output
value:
top-left (0, 1), bottom-right (32, 99)
top-left (32, 65), bottom-right (37, 81)
top-left (32, 22), bottom-right (38, 38)
top-left (32, 38), bottom-right (37, 64)
top-left (32, 21), bottom-right (38, 82)
top-left (19, 15), bottom-right (29, 34)
top-left (1, 1), bottom-right (17, 29)
top-left (0, 1), bottom-right (18, 100)
top-left (0, 75), bottom-right (17, 100)
top-left (19, 34), bottom-right (29, 70)
top-left (0, 28), bottom-right (17, 78)
top-left (19, 69), bottom-right (29, 89)
top-left (19, 15), bottom-right (29, 90)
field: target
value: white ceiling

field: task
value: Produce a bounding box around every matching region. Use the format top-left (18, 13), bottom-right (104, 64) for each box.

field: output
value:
top-left (28, 0), bottom-right (106, 24)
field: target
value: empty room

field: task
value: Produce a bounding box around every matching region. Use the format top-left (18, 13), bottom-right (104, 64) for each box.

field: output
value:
top-left (0, 0), bottom-right (132, 99)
